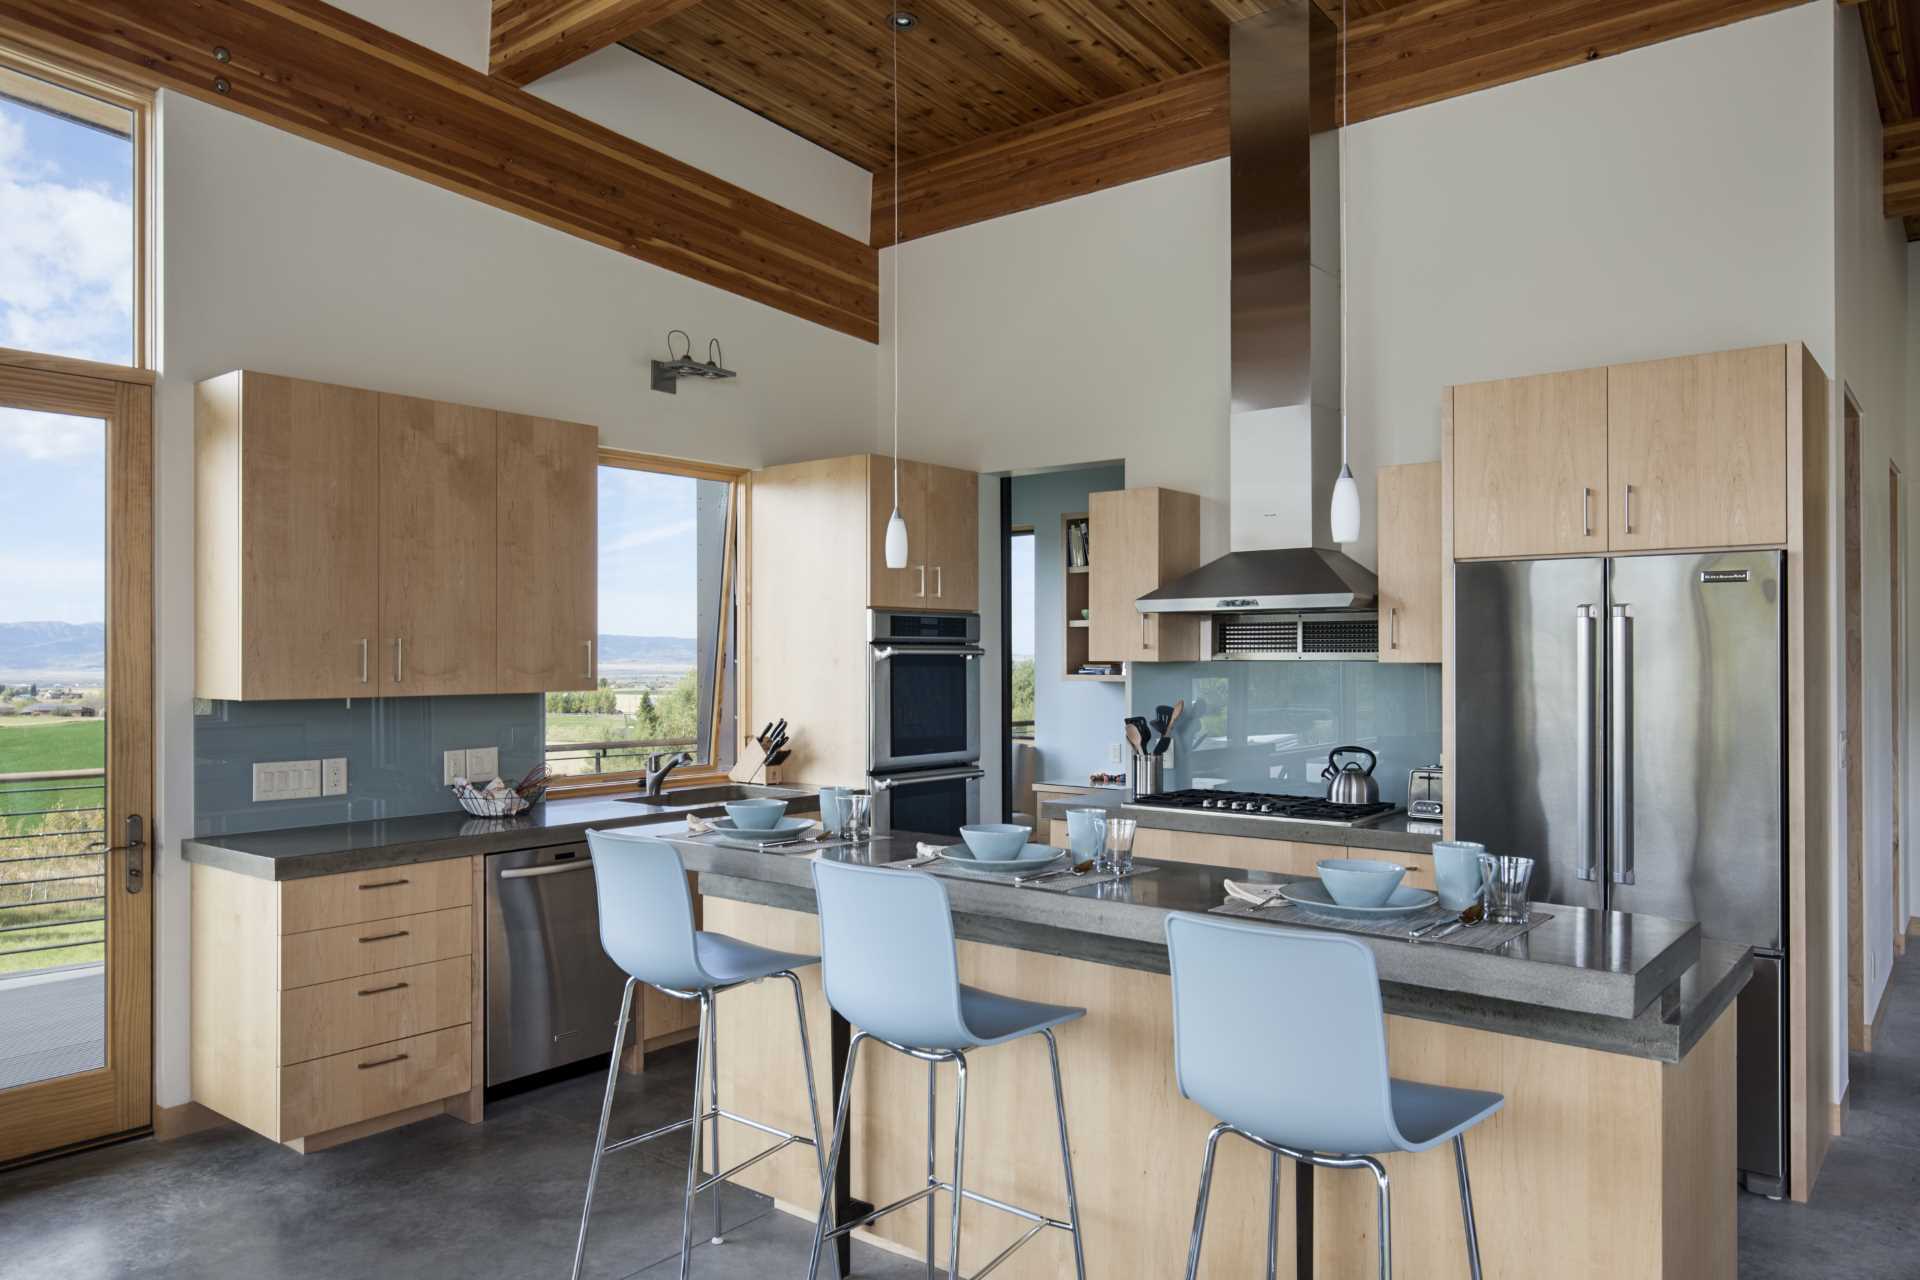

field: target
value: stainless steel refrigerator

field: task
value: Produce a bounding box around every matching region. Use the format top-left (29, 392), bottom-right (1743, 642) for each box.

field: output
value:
top-left (1454, 550), bottom-right (1788, 1196)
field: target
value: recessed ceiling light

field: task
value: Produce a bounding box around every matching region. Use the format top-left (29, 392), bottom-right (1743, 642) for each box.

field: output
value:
top-left (889, 11), bottom-right (918, 29)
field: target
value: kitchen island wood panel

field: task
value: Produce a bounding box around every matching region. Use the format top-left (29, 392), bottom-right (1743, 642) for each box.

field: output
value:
top-left (1065, 821), bottom-right (1437, 890)
top-left (707, 896), bottom-right (1736, 1278)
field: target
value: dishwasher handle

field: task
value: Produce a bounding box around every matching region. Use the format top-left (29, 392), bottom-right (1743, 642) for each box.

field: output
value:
top-left (498, 860), bottom-right (593, 880)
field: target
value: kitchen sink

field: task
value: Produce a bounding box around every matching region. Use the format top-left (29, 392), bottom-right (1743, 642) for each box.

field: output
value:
top-left (615, 783), bottom-right (813, 812)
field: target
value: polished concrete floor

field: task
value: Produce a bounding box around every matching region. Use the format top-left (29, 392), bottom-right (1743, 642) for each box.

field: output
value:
top-left (1740, 945), bottom-right (1920, 1280)
top-left (3, 955), bottom-right (1919, 1279)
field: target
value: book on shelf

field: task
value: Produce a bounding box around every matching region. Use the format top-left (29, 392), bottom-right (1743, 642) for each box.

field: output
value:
top-left (1076, 663), bottom-right (1117, 676)
top-left (1067, 521), bottom-right (1088, 568)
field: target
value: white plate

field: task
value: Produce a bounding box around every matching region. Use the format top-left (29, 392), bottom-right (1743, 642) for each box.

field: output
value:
top-left (701, 816), bottom-right (814, 845)
top-left (1276, 881), bottom-right (1439, 919)
top-left (935, 844), bottom-right (1065, 875)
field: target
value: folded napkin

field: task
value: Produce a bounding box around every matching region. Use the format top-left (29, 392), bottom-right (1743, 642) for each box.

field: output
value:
top-left (1224, 879), bottom-right (1286, 907)
top-left (686, 813), bottom-right (716, 834)
top-left (917, 841), bottom-right (946, 857)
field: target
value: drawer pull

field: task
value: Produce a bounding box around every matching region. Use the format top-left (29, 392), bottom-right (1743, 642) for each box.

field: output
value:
top-left (358, 930), bottom-right (411, 944)
top-left (357, 1053), bottom-right (410, 1070)
top-left (357, 981), bottom-right (411, 997)
top-left (359, 878), bottom-right (411, 891)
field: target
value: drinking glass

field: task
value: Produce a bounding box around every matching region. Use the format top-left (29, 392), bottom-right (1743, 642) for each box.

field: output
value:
top-left (1102, 817), bottom-right (1139, 875)
top-left (1481, 854), bottom-right (1535, 925)
top-left (842, 793), bottom-right (871, 842)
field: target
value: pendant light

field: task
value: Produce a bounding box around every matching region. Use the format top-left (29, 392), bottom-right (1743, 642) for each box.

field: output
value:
top-left (1328, 0), bottom-right (1361, 546)
top-left (883, 10), bottom-right (913, 570)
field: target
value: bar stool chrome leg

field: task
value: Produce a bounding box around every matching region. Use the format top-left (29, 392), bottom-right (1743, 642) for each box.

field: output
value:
top-left (925, 1060), bottom-right (938, 1280)
top-left (571, 977), bottom-right (638, 1280)
top-left (1364, 1155), bottom-right (1392, 1280)
top-left (678, 992), bottom-right (712, 1280)
top-left (780, 972), bottom-right (840, 1280)
top-left (1454, 1134), bottom-right (1483, 1280)
top-left (1265, 1149), bottom-right (1281, 1280)
top-left (947, 1051), bottom-right (969, 1280)
top-left (708, 1001), bottom-right (724, 1245)
top-left (1042, 1029), bottom-right (1087, 1280)
top-left (1183, 1122), bottom-right (1229, 1280)
top-left (807, 1032), bottom-right (867, 1280)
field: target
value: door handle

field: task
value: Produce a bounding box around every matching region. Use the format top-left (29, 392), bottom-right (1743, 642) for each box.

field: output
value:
top-left (1574, 606), bottom-right (1598, 881)
top-left (1389, 606), bottom-right (1400, 650)
top-left (869, 767), bottom-right (986, 790)
top-left (359, 637), bottom-right (370, 685)
top-left (1140, 612), bottom-right (1150, 650)
top-left (110, 814), bottom-right (145, 895)
top-left (916, 565), bottom-right (926, 597)
top-left (1610, 604), bottom-right (1635, 886)
top-left (1622, 485), bottom-right (1635, 536)
top-left (871, 645), bottom-right (987, 660)
top-left (933, 565), bottom-right (943, 598)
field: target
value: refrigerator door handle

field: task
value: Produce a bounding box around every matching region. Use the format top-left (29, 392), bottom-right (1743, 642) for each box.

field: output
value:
top-left (1576, 606), bottom-right (1599, 881)
top-left (1610, 604), bottom-right (1635, 885)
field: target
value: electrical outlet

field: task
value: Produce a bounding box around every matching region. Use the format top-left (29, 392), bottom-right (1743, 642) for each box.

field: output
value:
top-left (253, 759), bottom-right (321, 802)
top-left (443, 749), bottom-right (469, 786)
top-left (467, 746), bottom-right (499, 782)
top-left (321, 757), bottom-right (348, 797)
top-left (1108, 742), bottom-right (1124, 767)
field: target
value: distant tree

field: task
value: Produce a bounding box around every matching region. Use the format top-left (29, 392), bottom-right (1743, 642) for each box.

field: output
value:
top-left (1010, 658), bottom-right (1036, 728)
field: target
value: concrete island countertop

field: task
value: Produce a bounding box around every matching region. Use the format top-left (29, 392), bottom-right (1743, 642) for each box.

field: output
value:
top-left (1040, 791), bottom-right (1441, 856)
top-left (183, 802), bottom-right (1746, 1063)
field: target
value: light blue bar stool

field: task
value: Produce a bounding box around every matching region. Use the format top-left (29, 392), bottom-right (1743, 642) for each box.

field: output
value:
top-left (804, 858), bottom-right (1088, 1280)
top-left (572, 830), bottom-right (835, 1280)
top-left (1165, 914), bottom-right (1505, 1280)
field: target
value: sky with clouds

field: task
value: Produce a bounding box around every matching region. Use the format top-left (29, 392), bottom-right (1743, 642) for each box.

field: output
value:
top-left (599, 465), bottom-right (714, 639)
top-left (0, 92), bottom-right (131, 630)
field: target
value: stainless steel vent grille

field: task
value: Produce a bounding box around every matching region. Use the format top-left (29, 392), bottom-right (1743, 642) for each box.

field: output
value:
top-left (1208, 612), bottom-right (1378, 661)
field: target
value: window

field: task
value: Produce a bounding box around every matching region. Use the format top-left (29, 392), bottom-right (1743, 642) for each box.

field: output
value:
top-left (0, 48), bottom-right (148, 368)
top-left (544, 451), bottom-right (742, 789)
top-left (1009, 528), bottom-right (1035, 740)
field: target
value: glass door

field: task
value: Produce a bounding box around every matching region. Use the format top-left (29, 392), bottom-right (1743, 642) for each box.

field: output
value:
top-left (0, 360), bottom-right (153, 1163)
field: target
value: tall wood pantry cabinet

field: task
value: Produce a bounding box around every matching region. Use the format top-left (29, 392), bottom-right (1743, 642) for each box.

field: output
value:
top-left (195, 371), bottom-right (599, 700)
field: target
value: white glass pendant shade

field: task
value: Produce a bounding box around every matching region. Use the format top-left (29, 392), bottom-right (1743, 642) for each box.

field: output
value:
top-left (1330, 463), bottom-right (1361, 545)
top-left (885, 507), bottom-right (909, 568)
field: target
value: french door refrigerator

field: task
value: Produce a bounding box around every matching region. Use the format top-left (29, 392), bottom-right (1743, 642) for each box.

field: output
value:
top-left (1454, 550), bottom-right (1788, 1196)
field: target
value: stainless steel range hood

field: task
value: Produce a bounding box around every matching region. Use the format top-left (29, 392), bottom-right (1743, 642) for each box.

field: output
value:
top-left (1138, 1), bottom-right (1376, 617)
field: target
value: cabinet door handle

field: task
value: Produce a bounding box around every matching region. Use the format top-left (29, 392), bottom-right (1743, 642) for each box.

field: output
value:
top-left (358, 930), bottom-right (410, 944)
top-left (1582, 488), bottom-right (1593, 538)
top-left (915, 565), bottom-right (926, 597)
top-left (584, 639), bottom-right (594, 680)
top-left (933, 565), bottom-right (943, 598)
top-left (1140, 612), bottom-right (1150, 650)
top-left (359, 637), bottom-right (369, 685)
top-left (359, 878), bottom-right (410, 891)
top-left (393, 636), bottom-right (406, 684)
top-left (1390, 606), bottom-right (1400, 649)
top-left (357, 1053), bottom-right (409, 1071)
top-left (1622, 484), bottom-right (1634, 535)
top-left (357, 981), bottom-right (410, 997)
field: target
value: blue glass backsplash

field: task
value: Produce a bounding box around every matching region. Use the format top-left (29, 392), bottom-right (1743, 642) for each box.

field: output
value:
top-left (1130, 662), bottom-right (1441, 806)
top-left (194, 695), bottom-right (544, 835)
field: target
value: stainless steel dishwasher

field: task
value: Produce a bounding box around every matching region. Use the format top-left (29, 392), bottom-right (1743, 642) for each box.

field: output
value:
top-left (485, 843), bottom-right (630, 1086)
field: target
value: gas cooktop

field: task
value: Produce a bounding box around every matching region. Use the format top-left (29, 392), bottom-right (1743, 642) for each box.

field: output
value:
top-left (1128, 789), bottom-right (1399, 828)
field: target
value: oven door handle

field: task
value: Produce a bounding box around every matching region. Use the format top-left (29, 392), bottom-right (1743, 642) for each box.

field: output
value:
top-left (871, 645), bottom-right (986, 661)
top-left (870, 768), bottom-right (987, 791)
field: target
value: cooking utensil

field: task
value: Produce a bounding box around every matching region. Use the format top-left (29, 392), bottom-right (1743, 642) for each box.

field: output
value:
top-left (1124, 722), bottom-right (1146, 753)
top-left (1320, 745), bottom-right (1381, 804)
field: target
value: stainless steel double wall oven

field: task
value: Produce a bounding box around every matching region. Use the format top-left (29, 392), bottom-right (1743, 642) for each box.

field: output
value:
top-left (867, 609), bottom-right (983, 834)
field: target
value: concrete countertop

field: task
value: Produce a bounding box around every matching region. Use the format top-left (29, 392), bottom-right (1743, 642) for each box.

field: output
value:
top-left (1039, 792), bottom-right (1441, 856)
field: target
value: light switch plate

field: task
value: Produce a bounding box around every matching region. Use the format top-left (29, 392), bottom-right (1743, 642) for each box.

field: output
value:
top-left (467, 746), bottom-right (499, 782)
top-left (1108, 742), bottom-right (1124, 767)
top-left (321, 757), bottom-right (348, 797)
top-left (443, 749), bottom-right (469, 786)
top-left (253, 759), bottom-right (321, 802)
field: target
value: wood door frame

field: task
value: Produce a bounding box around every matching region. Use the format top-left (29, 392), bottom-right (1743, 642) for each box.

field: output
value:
top-left (1843, 391), bottom-right (1869, 1053)
top-left (0, 356), bottom-right (154, 1165)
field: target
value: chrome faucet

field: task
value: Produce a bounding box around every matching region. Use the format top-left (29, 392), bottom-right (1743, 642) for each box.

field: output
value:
top-left (640, 751), bottom-right (692, 798)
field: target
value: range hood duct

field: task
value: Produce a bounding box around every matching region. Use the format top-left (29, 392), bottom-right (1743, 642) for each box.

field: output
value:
top-left (1138, 1), bottom-right (1377, 616)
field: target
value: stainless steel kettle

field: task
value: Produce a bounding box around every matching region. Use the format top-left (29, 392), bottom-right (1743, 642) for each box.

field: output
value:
top-left (1321, 745), bottom-right (1380, 805)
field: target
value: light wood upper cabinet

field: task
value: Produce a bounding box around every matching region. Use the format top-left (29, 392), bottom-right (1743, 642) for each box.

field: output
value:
top-left (1376, 461), bottom-right (1442, 664)
top-left (377, 395), bottom-right (497, 697)
top-left (1452, 367), bottom-right (1608, 559)
top-left (866, 456), bottom-right (979, 611)
top-left (195, 372), bottom-right (381, 701)
top-left (1088, 487), bottom-right (1202, 664)
top-left (496, 414), bottom-right (598, 693)
top-left (1607, 346), bottom-right (1787, 552)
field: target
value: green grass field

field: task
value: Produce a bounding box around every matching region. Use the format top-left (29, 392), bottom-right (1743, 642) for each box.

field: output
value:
top-left (0, 719), bottom-right (105, 773)
top-left (0, 721), bottom-right (108, 974)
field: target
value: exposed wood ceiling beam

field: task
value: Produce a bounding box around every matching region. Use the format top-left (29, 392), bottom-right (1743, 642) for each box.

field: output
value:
top-left (872, 65), bottom-right (1228, 247)
top-left (1884, 118), bottom-right (1920, 230)
top-left (491, 0), bottom-right (708, 87)
top-left (1845, 0), bottom-right (1920, 239)
top-left (0, 0), bottom-right (878, 341)
top-left (876, 0), bottom-right (1813, 247)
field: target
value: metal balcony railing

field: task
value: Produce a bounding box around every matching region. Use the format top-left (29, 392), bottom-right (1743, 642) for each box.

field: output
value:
top-left (544, 737), bottom-right (701, 778)
top-left (0, 768), bottom-right (107, 974)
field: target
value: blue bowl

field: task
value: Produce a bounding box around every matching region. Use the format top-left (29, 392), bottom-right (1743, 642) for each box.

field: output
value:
top-left (959, 823), bottom-right (1033, 862)
top-left (723, 799), bottom-right (789, 830)
top-left (1316, 858), bottom-right (1407, 908)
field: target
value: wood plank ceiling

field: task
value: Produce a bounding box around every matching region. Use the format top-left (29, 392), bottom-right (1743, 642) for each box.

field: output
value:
top-left (612, 0), bottom-right (1822, 246)
top-left (1849, 0), bottom-right (1920, 237)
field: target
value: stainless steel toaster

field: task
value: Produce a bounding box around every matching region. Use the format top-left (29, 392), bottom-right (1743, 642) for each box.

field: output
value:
top-left (1407, 764), bottom-right (1444, 821)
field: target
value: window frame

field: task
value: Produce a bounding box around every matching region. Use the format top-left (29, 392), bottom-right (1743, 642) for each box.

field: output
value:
top-left (0, 43), bottom-right (153, 376)
top-left (544, 446), bottom-right (747, 798)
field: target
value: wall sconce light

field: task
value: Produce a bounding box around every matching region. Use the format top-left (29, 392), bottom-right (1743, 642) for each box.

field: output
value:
top-left (651, 329), bottom-right (738, 394)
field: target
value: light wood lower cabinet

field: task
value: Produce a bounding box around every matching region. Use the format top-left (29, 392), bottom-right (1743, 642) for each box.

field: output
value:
top-left (192, 858), bottom-right (479, 1148)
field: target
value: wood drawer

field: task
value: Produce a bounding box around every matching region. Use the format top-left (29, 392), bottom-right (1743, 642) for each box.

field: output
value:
top-left (280, 1025), bottom-right (471, 1140)
top-left (280, 906), bottom-right (471, 990)
top-left (280, 956), bottom-right (472, 1065)
top-left (280, 858), bottom-right (472, 934)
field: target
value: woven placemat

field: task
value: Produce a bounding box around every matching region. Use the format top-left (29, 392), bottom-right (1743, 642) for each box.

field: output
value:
top-left (1209, 896), bottom-right (1551, 951)
top-left (923, 857), bottom-right (1158, 893)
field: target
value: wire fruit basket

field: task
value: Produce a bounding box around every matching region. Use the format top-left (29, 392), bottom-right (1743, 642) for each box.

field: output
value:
top-left (451, 764), bottom-right (549, 817)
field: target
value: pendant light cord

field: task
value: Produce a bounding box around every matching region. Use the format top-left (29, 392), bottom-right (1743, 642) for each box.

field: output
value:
top-left (891, 12), bottom-right (902, 509)
top-left (1339, 0), bottom-right (1349, 468)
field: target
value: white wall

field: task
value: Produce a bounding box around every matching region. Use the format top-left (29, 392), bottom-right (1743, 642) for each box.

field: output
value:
top-left (329, 0), bottom-right (490, 72)
top-left (1834, 4), bottom-right (1911, 1048)
top-left (150, 93), bottom-right (877, 1108)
